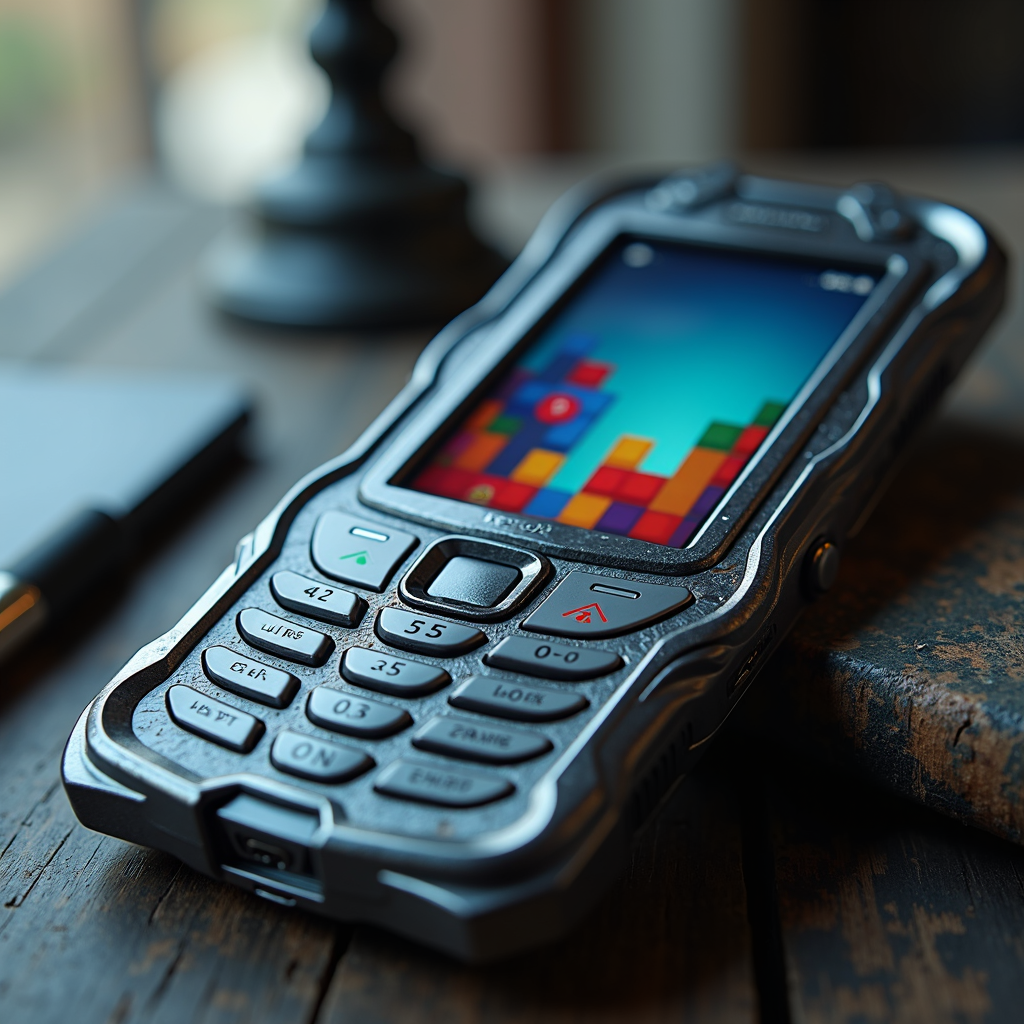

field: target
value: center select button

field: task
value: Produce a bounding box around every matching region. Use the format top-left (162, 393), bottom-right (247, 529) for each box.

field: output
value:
top-left (427, 556), bottom-right (520, 607)
top-left (399, 537), bottom-right (550, 620)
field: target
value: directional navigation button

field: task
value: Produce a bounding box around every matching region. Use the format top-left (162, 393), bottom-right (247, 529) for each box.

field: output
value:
top-left (521, 570), bottom-right (692, 639)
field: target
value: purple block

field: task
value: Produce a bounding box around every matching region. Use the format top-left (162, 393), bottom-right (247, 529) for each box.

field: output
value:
top-left (690, 484), bottom-right (726, 519)
top-left (596, 501), bottom-right (644, 535)
top-left (668, 518), bottom-right (700, 548)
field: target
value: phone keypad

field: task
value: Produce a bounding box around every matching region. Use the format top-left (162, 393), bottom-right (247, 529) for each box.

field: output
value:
top-left (411, 715), bottom-right (552, 765)
top-left (270, 570), bottom-right (366, 627)
top-left (237, 607), bottom-right (335, 666)
top-left (306, 685), bottom-right (412, 738)
top-left (375, 607), bottom-right (486, 656)
top-left (484, 635), bottom-right (622, 681)
top-left (148, 517), bottom-right (662, 827)
top-left (167, 684), bottom-right (264, 752)
top-left (202, 646), bottom-right (298, 708)
top-left (271, 729), bottom-right (373, 782)
top-left (375, 759), bottom-right (514, 807)
top-left (341, 646), bottom-right (451, 696)
top-left (448, 676), bottom-right (588, 722)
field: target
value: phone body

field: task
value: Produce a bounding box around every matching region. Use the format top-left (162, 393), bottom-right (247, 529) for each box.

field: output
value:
top-left (63, 166), bottom-right (1006, 962)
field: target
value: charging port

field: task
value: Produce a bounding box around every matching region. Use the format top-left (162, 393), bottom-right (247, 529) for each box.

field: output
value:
top-left (215, 794), bottom-right (322, 893)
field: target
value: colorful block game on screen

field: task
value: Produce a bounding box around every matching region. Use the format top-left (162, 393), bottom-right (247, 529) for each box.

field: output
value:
top-left (409, 331), bottom-right (786, 549)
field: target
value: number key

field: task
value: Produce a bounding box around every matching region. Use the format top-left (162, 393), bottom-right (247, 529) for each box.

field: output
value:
top-left (376, 607), bottom-right (485, 656)
top-left (271, 570), bottom-right (366, 627)
top-left (307, 685), bottom-right (412, 737)
top-left (484, 635), bottom-right (622, 681)
top-left (342, 646), bottom-right (451, 696)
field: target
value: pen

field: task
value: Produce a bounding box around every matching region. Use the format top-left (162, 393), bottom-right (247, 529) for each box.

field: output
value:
top-left (0, 509), bottom-right (122, 665)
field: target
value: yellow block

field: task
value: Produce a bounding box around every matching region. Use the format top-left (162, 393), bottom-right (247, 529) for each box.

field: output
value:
top-left (604, 435), bottom-right (654, 470)
top-left (510, 448), bottom-right (565, 488)
top-left (648, 447), bottom-right (727, 516)
top-left (557, 492), bottom-right (612, 529)
top-left (453, 432), bottom-right (508, 473)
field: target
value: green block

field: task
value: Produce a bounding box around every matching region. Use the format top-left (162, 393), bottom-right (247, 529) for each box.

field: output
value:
top-left (698, 422), bottom-right (744, 451)
top-left (754, 401), bottom-right (786, 427)
top-left (488, 415), bottom-right (521, 435)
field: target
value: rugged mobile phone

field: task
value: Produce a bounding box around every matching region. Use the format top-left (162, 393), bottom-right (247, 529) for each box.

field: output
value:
top-left (63, 165), bottom-right (1006, 961)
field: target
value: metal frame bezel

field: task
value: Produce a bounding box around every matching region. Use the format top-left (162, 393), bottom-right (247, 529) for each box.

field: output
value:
top-left (359, 201), bottom-right (917, 575)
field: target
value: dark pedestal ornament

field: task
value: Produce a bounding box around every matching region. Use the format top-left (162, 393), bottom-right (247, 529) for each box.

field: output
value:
top-left (206, 0), bottom-right (505, 329)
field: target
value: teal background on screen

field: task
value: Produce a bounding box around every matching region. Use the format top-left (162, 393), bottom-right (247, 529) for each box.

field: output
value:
top-left (519, 242), bottom-right (874, 492)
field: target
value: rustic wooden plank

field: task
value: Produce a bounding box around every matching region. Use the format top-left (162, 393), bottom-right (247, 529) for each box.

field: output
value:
top-left (319, 751), bottom-right (758, 1024)
top-left (765, 749), bottom-right (1024, 1023)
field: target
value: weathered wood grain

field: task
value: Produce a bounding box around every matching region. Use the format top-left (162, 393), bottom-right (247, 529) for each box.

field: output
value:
top-left (765, 749), bottom-right (1024, 1023)
top-left (320, 752), bottom-right (758, 1024)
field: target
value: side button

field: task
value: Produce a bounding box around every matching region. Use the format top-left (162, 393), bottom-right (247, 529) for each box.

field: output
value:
top-left (167, 685), bottom-right (264, 752)
top-left (271, 729), bottom-right (373, 782)
top-left (375, 759), bottom-right (513, 807)
top-left (202, 646), bottom-right (298, 708)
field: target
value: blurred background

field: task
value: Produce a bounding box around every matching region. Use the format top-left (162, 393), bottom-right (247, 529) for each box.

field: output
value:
top-left (2, 0), bottom-right (1022, 287)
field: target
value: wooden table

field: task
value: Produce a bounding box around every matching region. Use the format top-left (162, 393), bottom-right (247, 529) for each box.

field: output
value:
top-left (2, 154), bottom-right (1023, 1023)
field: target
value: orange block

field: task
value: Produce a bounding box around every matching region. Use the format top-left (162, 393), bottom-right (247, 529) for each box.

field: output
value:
top-left (510, 448), bottom-right (565, 488)
top-left (604, 435), bottom-right (654, 470)
top-left (453, 432), bottom-right (508, 473)
top-left (464, 399), bottom-right (503, 433)
top-left (649, 447), bottom-right (727, 516)
top-left (557, 492), bottom-right (612, 530)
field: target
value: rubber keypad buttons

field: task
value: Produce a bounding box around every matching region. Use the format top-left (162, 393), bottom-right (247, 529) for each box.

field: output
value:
top-left (374, 759), bottom-right (513, 807)
top-left (202, 646), bottom-right (298, 708)
top-left (271, 729), bottom-right (373, 782)
top-left (341, 646), bottom-right (451, 697)
top-left (411, 715), bottom-right (552, 764)
top-left (237, 607), bottom-right (334, 666)
top-left (448, 676), bottom-right (588, 722)
top-left (311, 510), bottom-right (417, 592)
top-left (484, 635), bottom-right (622, 681)
top-left (521, 570), bottom-right (693, 639)
top-left (167, 684), bottom-right (264, 752)
top-left (376, 607), bottom-right (486, 656)
top-left (270, 570), bottom-right (366, 627)
top-left (306, 685), bottom-right (412, 738)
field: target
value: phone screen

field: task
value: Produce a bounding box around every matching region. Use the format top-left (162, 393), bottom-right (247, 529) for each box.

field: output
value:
top-left (406, 238), bottom-right (878, 548)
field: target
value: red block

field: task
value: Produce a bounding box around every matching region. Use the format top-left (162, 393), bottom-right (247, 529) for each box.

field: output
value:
top-left (567, 360), bottom-right (613, 388)
top-left (491, 479), bottom-right (538, 512)
top-left (618, 471), bottom-right (667, 505)
top-left (732, 424), bottom-right (769, 457)
top-left (628, 510), bottom-right (684, 545)
top-left (584, 465), bottom-right (626, 496)
top-left (710, 455), bottom-right (747, 489)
